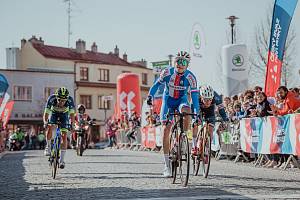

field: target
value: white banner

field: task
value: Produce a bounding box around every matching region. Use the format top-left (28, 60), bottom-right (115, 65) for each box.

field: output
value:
top-left (189, 22), bottom-right (208, 86)
top-left (222, 44), bottom-right (249, 96)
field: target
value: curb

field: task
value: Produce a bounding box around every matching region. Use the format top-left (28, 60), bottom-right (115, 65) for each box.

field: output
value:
top-left (0, 151), bottom-right (8, 159)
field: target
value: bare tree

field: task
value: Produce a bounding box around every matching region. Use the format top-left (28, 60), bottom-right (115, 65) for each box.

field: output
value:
top-left (249, 6), bottom-right (297, 88)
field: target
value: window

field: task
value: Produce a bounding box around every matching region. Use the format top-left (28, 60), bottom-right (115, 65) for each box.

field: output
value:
top-left (142, 73), bottom-right (148, 85)
top-left (98, 96), bottom-right (111, 109)
top-left (80, 95), bottom-right (92, 109)
top-left (99, 69), bottom-right (109, 82)
top-left (44, 87), bottom-right (58, 99)
top-left (13, 86), bottom-right (32, 101)
top-left (80, 67), bottom-right (89, 81)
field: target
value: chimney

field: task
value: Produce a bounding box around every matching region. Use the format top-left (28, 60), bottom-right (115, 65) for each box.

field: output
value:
top-left (76, 39), bottom-right (86, 54)
top-left (123, 53), bottom-right (128, 61)
top-left (21, 39), bottom-right (26, 48)
top-left (91, 42), bottom-right (98, 53)
top-left (114, 45), bottom-right (119, 57)
top-left (28, 35), bottom-right (44, 45)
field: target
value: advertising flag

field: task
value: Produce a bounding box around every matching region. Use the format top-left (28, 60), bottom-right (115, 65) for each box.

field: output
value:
top-left (265, 0), bottom-right (298, 96)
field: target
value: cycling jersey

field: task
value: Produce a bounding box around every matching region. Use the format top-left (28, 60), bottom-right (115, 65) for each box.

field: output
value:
top-left (149, 67), bottom-right (199, 122)
top-left (44, 94), bottom-right (75, 131)
top-left (199, 91), bottom-right (228, 124)
top-left (44, 94), bottom-right (75, 115)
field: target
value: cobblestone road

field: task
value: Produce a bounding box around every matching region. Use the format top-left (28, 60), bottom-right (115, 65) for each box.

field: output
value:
top-left (1, 149), bottom-right (300, 199)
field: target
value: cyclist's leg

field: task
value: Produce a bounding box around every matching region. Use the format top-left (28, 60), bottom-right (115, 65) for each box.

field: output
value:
top-left (178, 100), bottom-right (191, 132)
top-left (45, 113), bottom-right (57, 155)
top-left (160, 97), bottom-right (173, 174)
top-left (206, 117), bottom-right (216, 139)
top-left (59, 113), bottom-right (69, 167)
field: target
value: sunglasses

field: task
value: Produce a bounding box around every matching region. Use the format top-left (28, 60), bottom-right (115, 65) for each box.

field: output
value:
top-left (203, 98), bottom-right (213, 102)
top-left (57, 98), bottom-right (67, 102)
top-left (176, 59), bottom-right (189, 67)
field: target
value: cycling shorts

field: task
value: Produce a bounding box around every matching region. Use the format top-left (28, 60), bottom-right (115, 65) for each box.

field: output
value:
top-left (160, 96), bottom-right (190, 123)
top-left (49, 112), bottom-right (70, 132)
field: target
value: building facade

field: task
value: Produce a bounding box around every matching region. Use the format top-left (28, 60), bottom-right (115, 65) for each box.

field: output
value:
top-left (6, 36), bottom-right (154, 137)
top-left (0, 69), bottom-right (74, 133)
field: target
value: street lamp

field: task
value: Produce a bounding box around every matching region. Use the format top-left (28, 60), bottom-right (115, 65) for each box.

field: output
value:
top-left (226, 15), bottom-right (239, 44)
top-left (168, 54), bottom-right (174, 66)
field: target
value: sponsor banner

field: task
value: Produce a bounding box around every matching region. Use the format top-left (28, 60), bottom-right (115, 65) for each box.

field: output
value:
top-left (1, 101), bottom-right (14, 128)
top-left (240, 114), bottom-right (300, 155)
top-left (222, 44), bottom-right (249, 96)
top-left (152, 61), bottom-right (169, 74)
top-left (265, 0), bottom-right (298, 96)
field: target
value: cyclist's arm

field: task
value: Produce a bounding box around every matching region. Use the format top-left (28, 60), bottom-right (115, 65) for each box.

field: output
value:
top-left (43, 95), bottom-right (54, 124)
top-left (148, 68), bottom-right (169, 97)
top-left (187, 72), bottom-right (200, 114)
top-left (214, 92), bottom-right (229, 121)
top-left (68, 96), bottom-right (76, 124)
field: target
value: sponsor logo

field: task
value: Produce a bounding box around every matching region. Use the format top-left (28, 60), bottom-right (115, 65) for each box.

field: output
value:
top-left (232, 54), bottom-right (244, 67)
top-left (194, 31), bottom-right (201, 50)
top-left (187, 74), bottom-right (197, 88)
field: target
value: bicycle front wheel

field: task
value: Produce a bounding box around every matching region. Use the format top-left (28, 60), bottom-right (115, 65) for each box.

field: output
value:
top-left (52, 150), bottom-right (59, 179)
top-left (169, 129), bottom-right (177, 184)
top-left (193, 129), bottom-right (203, 176)
top-left (179, 133), bottom-right (190, 187)
top-left (201, 130), bottom-right (211, 178)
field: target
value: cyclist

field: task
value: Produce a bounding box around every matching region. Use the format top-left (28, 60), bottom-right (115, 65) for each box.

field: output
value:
top-left (73, 104), bottom-right (91, 149)
top-left (43, 87), bottom-right (75, 169)
top-left (191, 85), bottom-right (229, 155)
top-left (147, 51), bottom-right (200, 177)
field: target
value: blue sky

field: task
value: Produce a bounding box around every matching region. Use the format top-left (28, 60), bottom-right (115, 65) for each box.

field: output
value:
top-left (0, 0), bottom-right (299, 89)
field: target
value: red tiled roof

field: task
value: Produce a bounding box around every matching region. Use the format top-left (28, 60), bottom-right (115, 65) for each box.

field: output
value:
top-left (32, 43), bottom-right (146, 68)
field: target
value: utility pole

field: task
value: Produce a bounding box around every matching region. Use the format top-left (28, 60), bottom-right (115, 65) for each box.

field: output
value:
top-left (226, 15), bottom-right (239, 44)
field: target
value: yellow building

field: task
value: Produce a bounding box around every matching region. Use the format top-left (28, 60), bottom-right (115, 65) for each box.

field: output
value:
top-left (17, 36), bottom-right (154, 138)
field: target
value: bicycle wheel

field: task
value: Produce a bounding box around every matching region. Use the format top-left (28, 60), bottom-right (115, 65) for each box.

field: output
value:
top-left (79, 135), bottom-right (84, 156)
top-left (178, 133), bottom-right (190, 187)
top-left (193, 129), bottom-right (203, 176)
top-left (201, 128), bottom-right (211, 178)
top-left (169, 128), bottom-right (177, 184)
top-left (52, 147), bottom-right (59, 179)
top-left (76, 136), bottom-right (81, 156)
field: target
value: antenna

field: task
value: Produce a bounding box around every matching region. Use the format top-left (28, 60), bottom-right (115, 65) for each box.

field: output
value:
top-left (64, 0), bottom-right (72, 48)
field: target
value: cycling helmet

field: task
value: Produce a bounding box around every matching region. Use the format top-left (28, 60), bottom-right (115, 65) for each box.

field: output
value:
top-left (200, 85), bottom-right (214, 99)
top-left (77, 104), bottom-right (85, 111)
top-left (175, 51), bottom-right (191, 63)
top-left (55, 87), bottom-right (69, 99)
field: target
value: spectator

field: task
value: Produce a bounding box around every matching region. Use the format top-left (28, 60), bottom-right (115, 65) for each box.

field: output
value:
top-left (30, 127), bottom-right (37, 150)
top-left (232, 103), bottom-right (245, 121)
top-left (271, 86), bottom-right (300, 116)
top-left (126, 120), bottom-right (137, 145)
top-left (38, 131), bottom-right (46, 150)
top-left (254, 92), bottom-right (272, 117)
top-left (106, 120), bottom-right (118, 148)
top-left (23, 132), bottom-right (30, 150)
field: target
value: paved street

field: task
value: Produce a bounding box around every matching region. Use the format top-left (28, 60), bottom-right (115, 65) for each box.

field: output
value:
top-left (1, 149), bottom-right (300, 199)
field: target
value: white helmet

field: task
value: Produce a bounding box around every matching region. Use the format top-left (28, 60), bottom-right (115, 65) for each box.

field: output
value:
top-left (175, 51), bottom-right (191, 63)
top-left (200, 85), bottom-right (214, 99)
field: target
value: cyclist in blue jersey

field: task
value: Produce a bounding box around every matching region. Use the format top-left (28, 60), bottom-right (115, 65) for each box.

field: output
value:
top-left (43, 87), bottom-right (75, 169)
top-left (191, 85), bottom-right (229, 155)
top-left (147, 51), bottom-right (200, 177)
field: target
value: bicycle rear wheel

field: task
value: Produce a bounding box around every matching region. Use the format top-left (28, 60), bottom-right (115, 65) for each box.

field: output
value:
top-left (179, 133), bottom-right (190, 187)
top-left (201, 129), bottom-right (211, 178)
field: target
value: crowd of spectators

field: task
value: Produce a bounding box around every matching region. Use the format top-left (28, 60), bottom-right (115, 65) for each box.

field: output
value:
top-left (222, 85), bottom-right (300, 169)
top-left (223, 85), bottom-right (300, 123)
top-left (105, 111), bottom-right (141, 148)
